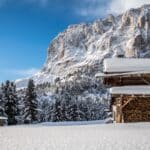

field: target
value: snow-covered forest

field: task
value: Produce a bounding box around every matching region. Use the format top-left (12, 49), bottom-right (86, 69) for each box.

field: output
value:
top-left (0, 77), bottom-right (109, 125)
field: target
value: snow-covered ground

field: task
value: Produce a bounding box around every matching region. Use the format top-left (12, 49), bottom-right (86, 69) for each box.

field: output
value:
top-left (0, 122), bottom-right (150, 150)
top-left (39, 120), bottom-right (105, 126)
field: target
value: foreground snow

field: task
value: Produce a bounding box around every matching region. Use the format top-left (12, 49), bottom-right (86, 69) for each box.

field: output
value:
top-left (0, 122), bottom-right (150, 150)
top-left (39, 120), bottom-right (105, 126)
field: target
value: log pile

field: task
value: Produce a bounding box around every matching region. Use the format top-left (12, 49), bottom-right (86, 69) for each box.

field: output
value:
top-left (112, 95), bottom-right (150, 123)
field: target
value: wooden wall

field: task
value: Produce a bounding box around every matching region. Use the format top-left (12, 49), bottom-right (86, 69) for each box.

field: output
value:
top-left (111, 95), bottom-right (150, 123)
top-left (123, 98), bottom-right (150, 122)
top-left (103, 74), bottom-right (150, 86)
top-left (103, 73), bottom-right (150, 123)
top-left (0, 120), bottom-right (6, 126)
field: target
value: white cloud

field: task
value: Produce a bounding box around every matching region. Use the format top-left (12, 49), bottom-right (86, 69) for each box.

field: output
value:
top-left (75, 0), bottom-right (150, 19)
top-left (6, 68), bottom-right (40, 77)
top-left (0, 0), bottom-right (149, 16)
top-left (108, 0), bottom-right (150, 14)
top-left (75, 0), bottom-right (107, 19)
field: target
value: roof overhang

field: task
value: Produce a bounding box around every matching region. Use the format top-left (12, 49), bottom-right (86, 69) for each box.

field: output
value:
top-left (96, 71), bottom-right (150, 78)
top-left (0, 117), bottom-right (7, 120)
top-left (103, 58), bottom-right (150, 73)
top-left (110, 86), bottom-right (150, 95)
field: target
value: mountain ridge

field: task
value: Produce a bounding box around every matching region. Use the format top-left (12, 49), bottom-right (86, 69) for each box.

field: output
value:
top-left (16, 4), bottom-right (150, 88)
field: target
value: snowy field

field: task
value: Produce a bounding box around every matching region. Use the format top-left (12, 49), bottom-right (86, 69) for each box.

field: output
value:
top-left (0, 122), bottom-right (150, 150)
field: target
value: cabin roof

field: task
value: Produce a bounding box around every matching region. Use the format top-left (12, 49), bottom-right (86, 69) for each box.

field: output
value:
top-left (0, 116), bottom-right (7, 120)
top-left (104, 58), bottom-right (150, 73)
top-left (95, 71), bottom-right (150, 77)
top-left (110, 86), bottom-right (150, 95)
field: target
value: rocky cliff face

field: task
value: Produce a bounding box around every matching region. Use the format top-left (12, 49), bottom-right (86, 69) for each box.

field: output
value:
top-left (16, 4), bottom-right (150, 88)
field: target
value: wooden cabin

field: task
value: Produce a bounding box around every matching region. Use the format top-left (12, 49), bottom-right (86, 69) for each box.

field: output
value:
top-left (110, 86), bottom-right (150, 123)
top-left (0, 117), bottom-right (7, 126)
top-left (96, 58), bottom-right (150, 123)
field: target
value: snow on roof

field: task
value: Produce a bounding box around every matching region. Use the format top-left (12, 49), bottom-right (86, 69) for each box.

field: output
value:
top-left (110, 86), bottom-right (150, 95)
top-left (95, 71), bottom-right (150, 77)
top-left (104, 58), bottom-right (150, 73)
top-left (0, 117), bottom-right (7, 120)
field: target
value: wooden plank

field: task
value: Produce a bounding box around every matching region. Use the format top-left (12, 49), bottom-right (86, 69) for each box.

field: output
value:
top-left (103, 73), bottom-right (150, 86)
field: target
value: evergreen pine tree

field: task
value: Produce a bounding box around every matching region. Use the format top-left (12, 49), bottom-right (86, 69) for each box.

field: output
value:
top-left (60, 100), bottom-right (67, 121)
top-left (69, 101), bottom-right (79, 121)
top-left (51, 97), bottom-right (61, 122)
top-left (11, 82), bottom-right (19, 121)
top-left (3, 81), bottom-right (18, 125)
top-left (63, 93), bottom-right (72, 121)
top-left (0, 83), bottom-right (5, 117)
top-left (23, 79), bottom-right (38, 124)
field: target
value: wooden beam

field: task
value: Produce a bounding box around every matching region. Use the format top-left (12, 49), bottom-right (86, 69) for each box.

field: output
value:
top-left (141, 77), bottom-right (150, 85)
top-left (112, 94), bottom-right (150, 98)
top-left (121, 97), bottom-right (135, 109)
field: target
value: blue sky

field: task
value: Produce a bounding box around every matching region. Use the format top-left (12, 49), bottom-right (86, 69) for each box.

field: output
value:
top-left (0, 0), bottom-right (149, 82)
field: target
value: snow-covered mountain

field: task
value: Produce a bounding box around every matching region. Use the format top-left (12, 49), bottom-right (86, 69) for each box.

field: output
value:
top-left (16, 4), bottom-right (150, 88)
